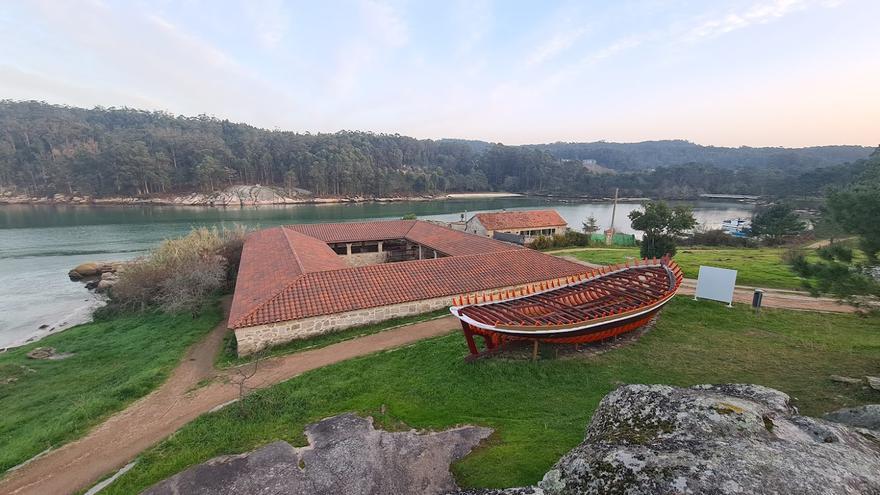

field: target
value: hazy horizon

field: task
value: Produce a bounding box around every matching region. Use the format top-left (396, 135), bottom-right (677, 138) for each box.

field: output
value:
top-left (2, 0), bottom-right (878, 148)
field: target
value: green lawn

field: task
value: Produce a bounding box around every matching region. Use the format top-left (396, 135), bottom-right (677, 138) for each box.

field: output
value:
top-left (216, 309), bottom-right (451, 368)
top-left (558, 246), bottom-right (808, 290)
top-left (0, 304), bottom-right (221, 473)
top-left (104, 298), bottom-right (880, 493)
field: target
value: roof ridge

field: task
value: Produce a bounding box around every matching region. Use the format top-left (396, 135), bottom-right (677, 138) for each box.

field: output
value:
top-left (229, 227), bottom-right (309, 329)
top-left (404, 219), bottom-right (419, 236)
top-left (281, 226), bottom-right (307, 275)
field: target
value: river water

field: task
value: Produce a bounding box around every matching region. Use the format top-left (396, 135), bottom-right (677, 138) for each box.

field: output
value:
top-left (0, 198), bottom-right (753, 348)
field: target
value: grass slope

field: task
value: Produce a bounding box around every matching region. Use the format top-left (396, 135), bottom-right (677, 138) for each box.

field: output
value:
top-left (105, 298), bottom-right (880, 493)
top-left (0, 304), bottom-right (221, 473)
top-left (560, 247), bottom-right (807, 290)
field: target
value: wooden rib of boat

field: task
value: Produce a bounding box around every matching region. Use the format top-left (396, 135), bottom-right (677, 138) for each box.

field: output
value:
top-left (449, 255), bottom-right (683, 358)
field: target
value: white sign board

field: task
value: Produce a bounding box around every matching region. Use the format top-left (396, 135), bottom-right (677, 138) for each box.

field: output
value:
top-left (694, 266), bottom-right (737, 306)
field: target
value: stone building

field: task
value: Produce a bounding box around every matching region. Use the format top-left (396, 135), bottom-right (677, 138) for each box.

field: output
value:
top-left (464, 209), bottom-right (568, 243)
top-left (229, 219), bottom-right (587, 355)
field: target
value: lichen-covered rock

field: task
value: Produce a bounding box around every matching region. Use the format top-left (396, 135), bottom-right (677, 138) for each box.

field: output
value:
top-left (535, 384), bottom-right (880, 495)
top-left (825, 404), bottom-right (880, 432)
top-left (142, 413), bottom-right (491, 495)
top-left (459, 384), bottom-right (880, 495)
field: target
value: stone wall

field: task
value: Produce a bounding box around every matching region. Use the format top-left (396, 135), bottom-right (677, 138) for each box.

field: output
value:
top-left (234, 294), bottom-right (452, 355)
top-left (233, 279), bottom-right (552, 356)
top-left (344, 252), bottom-right (388, 267)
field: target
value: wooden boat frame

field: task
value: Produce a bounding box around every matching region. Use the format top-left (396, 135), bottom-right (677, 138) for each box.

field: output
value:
top-left (449, 255), bottom-right (683, 358)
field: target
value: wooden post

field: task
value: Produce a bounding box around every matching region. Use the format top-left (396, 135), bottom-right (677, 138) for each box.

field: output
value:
top-left (461, 322), bottom-right (479, 356)
top-left (532, 341), bottom-right (539, 361)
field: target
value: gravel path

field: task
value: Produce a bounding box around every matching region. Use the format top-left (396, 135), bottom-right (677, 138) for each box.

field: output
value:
top-left (560, 255), bottom-right (854, 313)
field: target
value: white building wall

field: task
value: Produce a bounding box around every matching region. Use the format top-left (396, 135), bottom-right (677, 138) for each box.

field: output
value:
top-left (464, 217), bottom-right (489, 237)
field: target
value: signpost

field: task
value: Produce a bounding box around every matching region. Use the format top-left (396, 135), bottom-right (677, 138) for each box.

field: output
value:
top-left (694, 266), bottom-right (737, 307)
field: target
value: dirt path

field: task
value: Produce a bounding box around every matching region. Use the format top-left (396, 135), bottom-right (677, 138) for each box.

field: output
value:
top-left (806, 237), bottom-right (856, 249)
top-left (0, 312), bottom-right (459, 495)
top-left (560, 256), bottom-right (854, 313)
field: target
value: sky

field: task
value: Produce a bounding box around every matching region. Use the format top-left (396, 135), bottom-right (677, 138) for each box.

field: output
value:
top-left (1, 0), bottom-right (878, 147)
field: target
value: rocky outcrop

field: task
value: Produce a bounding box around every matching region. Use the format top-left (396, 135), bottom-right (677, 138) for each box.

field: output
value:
top-left (142, 413), bottom-right (492, 495)
top-left (69, 261), bottom-right (125, 293)
top-left (68, 261), bottom-right (124, 281)
top-left (171, 185), bottom-right (311, 206)
top-left (462, 384), bottom-right (880, 495)
top-left (0, 184), bottom-right (449, 206)
top-left (825, 404), bottom-right (880, 432)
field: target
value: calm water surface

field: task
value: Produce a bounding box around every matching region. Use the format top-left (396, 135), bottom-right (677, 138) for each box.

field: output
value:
top-left (0, 198), bottom-right (753, 347)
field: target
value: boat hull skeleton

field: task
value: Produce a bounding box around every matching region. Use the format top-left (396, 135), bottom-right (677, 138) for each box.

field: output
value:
top-left (449, 256), bottom-right (683, 357)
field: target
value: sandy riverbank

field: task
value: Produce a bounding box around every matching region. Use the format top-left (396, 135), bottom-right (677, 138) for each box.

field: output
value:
top-left (0, 185), bottom-right (531, 207)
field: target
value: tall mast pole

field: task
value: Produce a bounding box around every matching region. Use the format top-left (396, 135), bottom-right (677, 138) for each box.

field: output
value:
top-left (606, 188), bottom-right (619, 246)
top-left (610, 188), bottom-right (618, 232)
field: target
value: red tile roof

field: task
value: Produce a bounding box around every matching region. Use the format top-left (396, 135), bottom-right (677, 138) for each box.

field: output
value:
top-left (473, 209), bottom-right (568, 231)
top-left (285, 218), bottom-right (517, 256)
top-left (286, 220), bottom-right (416, 243)
top-left (405, 220), bottom-right (518, 256)
top-left (229, 219), bottom-right (587, 329)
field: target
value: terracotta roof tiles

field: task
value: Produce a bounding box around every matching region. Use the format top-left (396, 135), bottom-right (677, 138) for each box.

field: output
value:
top-left (229, 218), bottom-right (586, 329)
top-left (473, 209), bottom-right (567, 231)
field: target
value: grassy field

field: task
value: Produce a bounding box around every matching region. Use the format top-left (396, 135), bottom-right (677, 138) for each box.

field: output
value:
top-left (0, 304), bottom-right (221, 473)
top-left (216, 309), bottom-right (451, 368)
top-left (557, 246), bottom-right (808, 290)
top-left (104, 298), bottom-right (880, 493)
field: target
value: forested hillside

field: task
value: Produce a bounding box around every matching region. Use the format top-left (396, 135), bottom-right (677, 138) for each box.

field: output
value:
top-left (532, 141), bottom-right (870, 171)
top-left (0, 101), bottom-right (873, 199)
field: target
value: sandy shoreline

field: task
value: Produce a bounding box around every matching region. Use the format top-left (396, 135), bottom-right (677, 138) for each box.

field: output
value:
top-left (0, 192), bottom-right (530, 207)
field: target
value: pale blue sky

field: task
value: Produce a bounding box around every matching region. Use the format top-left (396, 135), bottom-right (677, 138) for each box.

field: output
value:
top-left (1, 0), bottom-right (878, 146)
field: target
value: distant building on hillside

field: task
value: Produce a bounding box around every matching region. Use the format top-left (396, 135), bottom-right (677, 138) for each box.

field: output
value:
top-left (464, 209), bottom-right (568, 244)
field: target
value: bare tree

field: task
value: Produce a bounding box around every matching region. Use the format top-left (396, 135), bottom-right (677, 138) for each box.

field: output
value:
top-left (229, 346), bottom-right (269, 417)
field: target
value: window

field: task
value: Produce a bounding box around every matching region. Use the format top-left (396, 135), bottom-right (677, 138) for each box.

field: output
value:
top-left (519, 228), bottom-right (556, 237)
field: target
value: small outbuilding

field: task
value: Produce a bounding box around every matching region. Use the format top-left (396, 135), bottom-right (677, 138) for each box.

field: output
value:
top-left (464, 209), bottom-right (567, 243)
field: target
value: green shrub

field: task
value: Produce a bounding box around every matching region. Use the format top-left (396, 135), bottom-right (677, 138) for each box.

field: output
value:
top-left (817, 244), bottom-right (853, 263)
top-left (785, 251), bottom-right (811, 277)
top-left (640, 234), bottom-right (677, 259)
top-left (111, 226), bottom-right (248, 315)
top-left (529, 229), bottom-right (591, 250)
top-left (680, 229), bottom-right (756, 248)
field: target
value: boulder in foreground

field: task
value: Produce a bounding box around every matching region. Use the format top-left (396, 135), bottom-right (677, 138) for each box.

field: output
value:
top-left (141, 413), bottom-right (492, 495)
top-left (464, 384), bottom-right (880, 495)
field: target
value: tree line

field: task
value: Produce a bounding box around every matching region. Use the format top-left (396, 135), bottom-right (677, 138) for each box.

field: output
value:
top-left (0, 100), bottom-right (874, 199)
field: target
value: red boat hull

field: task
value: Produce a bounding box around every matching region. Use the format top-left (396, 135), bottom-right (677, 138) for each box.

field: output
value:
top-left (450, 256), bottom-right (683, 358)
